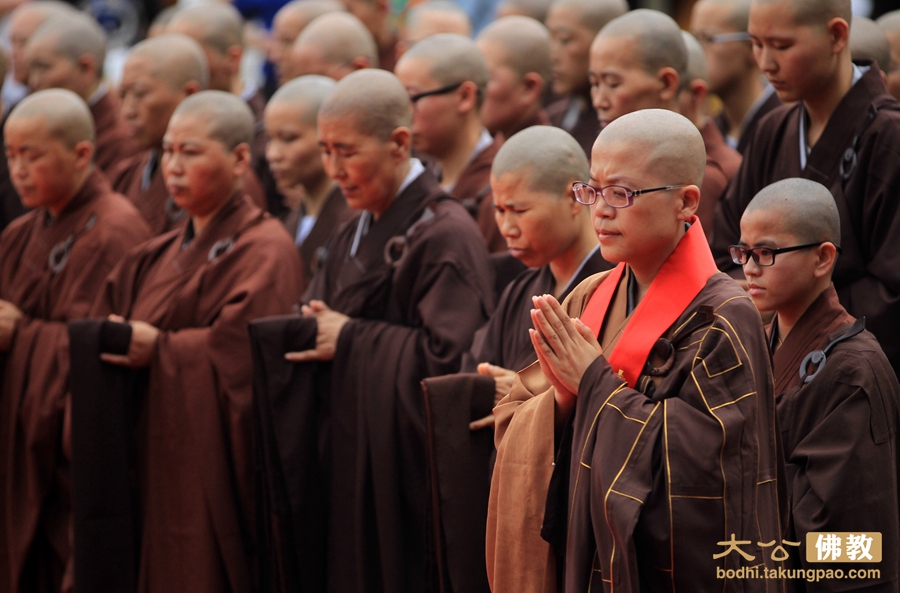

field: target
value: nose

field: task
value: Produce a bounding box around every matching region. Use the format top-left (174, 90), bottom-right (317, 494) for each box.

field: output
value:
top-left (8, 155), bottom-right (27, 180)
top-left (591, 84), bottom-right (609, 114)
top-left (321, 151), bottom-right (344, 181)
top-left (755, 46), bottom-right (777, 75)
top-left (742, 257), bottom-right (761, 278)
top-left (591, 197), bottom-right (616, 221)
top-left (265, 139), bottom-right (281, 165)
top-left (497, 211), bottom-right (519, 238)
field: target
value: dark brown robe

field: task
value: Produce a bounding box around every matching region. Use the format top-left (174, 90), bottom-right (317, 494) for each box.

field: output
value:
top-left (698, 118), bottom-right (742, 242)
top-left (547, 94), bottom-right (600, 158)
top-left (495, 108), bottom-right (551, 144)
top-left (90, 89), bottom-right (138, 176)
top-left (489, 269), bottom-right (783, 593)
top-left (771, 285), bottom-right (900, 592)
top-left (449, 135), bottom-right (505, 252)
top-left (282, 184), bottom-right (352, 287)
top-left (0, 170), bottom-right (151, 593)
top-left (714, 88), bottom-right (782, 156)
top-left (712, 63), bottom-right (900, 376)
top-left (110, 149), bottom-right (268, 236)
top-left (69, 193), bottom-right (302, 593)
top-left (252, 168), bottom-right (495, 593)
top-left (377, 34), bottom-right (399, 73)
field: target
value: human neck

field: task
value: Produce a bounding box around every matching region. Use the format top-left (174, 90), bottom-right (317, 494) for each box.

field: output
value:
top-left (373, 159), bottom-right (412, 220)
top-left (47, 170), bottom-right (91, 217)
top-left (503, 103), bottom-right (542, 139)
top-left (231, 76), bottom-right (245, 96)
top-left (774, 281), bottom-right (831, 347)
top-left (191, 191), bottom-right (234, 235)
top-left (437, 118), bottom-right (484, 190)
top-left (549, 228), bottom-right (598, 297)
top-left (629, 227), bottom-right (686, 304)
top-left (803, 57), bottom-right (855, 148)
top-left (82, 80), bottom-right (102, 103)
top-left (720, 72), bottom-right (765, 139)
top-left (302, 174), bottom-right (334, 217)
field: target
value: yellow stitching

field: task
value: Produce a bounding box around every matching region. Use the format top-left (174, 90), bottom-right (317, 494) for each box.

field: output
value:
top-left (607, 402), bottom-right (647, 424)
top-left (609, 489), bottom-right (644, 504)
top-left (709, 392), bottom-right (756, 411)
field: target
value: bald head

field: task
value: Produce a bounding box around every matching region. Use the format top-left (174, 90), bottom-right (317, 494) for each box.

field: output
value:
top-left (596, 109), bottom-right (706, 188)
top-left (402, 33), bottom-right (489, 95)
top-left (405, 0), bottom-right (472, 43)
top-left (269, 75), bottom-right (336, 126)
top-left (496, 0), bottom-right (553, 23)
top-left (493, 126), bottom-right (589, 194)
top-left (693, 0), bottom-right (752, 31)
top-left (751, 0), bottom-right (851, 27)
top-left (171, 90), bottom-right (254, 150)
top-left (850, 17), bottom-right (891, 72)
top-left (477, 16), bottom-right (552, 82)
top-left (548, 0), bottom-right (628, 35)
top-left (9, 0), bottom-right (78, 84)
top-left (27, 12), bottom-right (107, 83)
top-left (878, 9), bottom-right (900, 33)
top-left (168, 4), bottom-right (244, 55)
top-left (598, 10), bottom-right (687, 79)
top-left (319, 69), bottom-right (411, 140)
top-left (293, 12), bottom-right (379, 76)
top-left (275, 0), bottom-right (345, 39)
top-left (9, 88), bottom-right (94, 148)
top-left (127, 34), bottom-right (209, 91)
top-left (745, 178), bottom-right (840, 245)
top-left (681, 31), bottom-right (708, 84)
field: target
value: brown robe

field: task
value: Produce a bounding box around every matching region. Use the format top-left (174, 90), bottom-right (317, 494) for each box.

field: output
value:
top-left (70, 193), bottom-right (302, 593)
top-left (449, 135), bottom-right (506, 252)
top-left (712, 63), bottom-right (900, 376)
top-left (90, 89), bottom-right (138, 176)
top-left (698, 118), bottom-right (742, 242)
top-left (110, 149), bottom-right (268, 236)
top-left (0, 170), bottom-right (151, 593)
top-left (714, 88), bottom-right (782, 156)
top-left (282, 184), bottom-right (352, 287)
top-left (547, 94), bottom-right (600, 159)
top-left (496, 108), bottom-right (552, 144)
top-left (252, 169), bottom-right (495, 593)
top-left (378, 34), bottom-right (399, 73)
top-left (488, 269), bottom-right (783, 593)
top-left (771, 285), bottom-right (900, 592)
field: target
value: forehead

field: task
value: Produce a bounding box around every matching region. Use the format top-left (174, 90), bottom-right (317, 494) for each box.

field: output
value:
top-left (692, 1), bottom-right (735, 27)
top-left (265, 100), bottom-right (314, 126)
top-left (165, 113), bottom-right (218, 142)
top-left (546, 5), bottom-right (590, 32)
top-left (590, 137), bottom-right (655, 182)
top-left (10, 11), bottom-right (46, 38)
top-left (739, 207), bottom-right (795, 241)
top-left (491, 170), bottom-right (552, 201)
top-left (476, 38), bottom-right (512, 67)
top-left (748, 0), bottom-right (805, 31)
top-left (590, 35), bottom-right (645, 70)
top-left (394, 55), bottom-right (437, 83)
top-left (24, 34), bottom-right (60, 57)
top-left (5, 114), bottom-right (60, 145)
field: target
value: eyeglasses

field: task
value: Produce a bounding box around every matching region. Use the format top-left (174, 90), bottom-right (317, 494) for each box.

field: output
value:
top-left (729, 242), bottom-right (843, 266)
top-left (409, 81), bottom-right (464, 104)
top-left (571, 181), bottom-right (685, 208)
top-left (693, 31), bottom-right (752, 45)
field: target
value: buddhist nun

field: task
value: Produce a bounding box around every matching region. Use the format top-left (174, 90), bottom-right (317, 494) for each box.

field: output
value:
top-left (264, 75), bottom-right (351, 285)
top-left (69, 91), bottom-right (302, 593)
top-left (713, 0), bottom-right (900, 377)
top-left (111, 34), bottom-right (265, 235)
top-left (342, 0), bottom-right (400, 72)
top-left (737, 178), bottom-right (900, 590)
top-left (476, 16), bottom-right (552, 140)
top-left (251, 69), bottom-right (494, 593)
top-left (850, 16), bottom-right (892, 77)
top-left (544, 0), bottom-right (627, 156)
top-left (488, 109), bottom-right (782, 592)
top-left (25, 12), bottom-right (137, 174)
top-left (288, 12), bottom-right (379, 81)
top-left (395, 33), bottom-right (504, 251)
top-left (495, 0), bottom-right (552, 23)
top-left (0, 88), bottom-right (150, 593)
top-left (690, 0), bottom-right (781, 154)
top-left (0, 48), bottom-right (25, 234)
top-left (7, 1), bottom-right (77, 101)
top-left (877, 10), bottom-right (900, 100)
top-left (397, 0), bottom-right (472, 59)
top-left (269, 0), bottom-right (345, 86)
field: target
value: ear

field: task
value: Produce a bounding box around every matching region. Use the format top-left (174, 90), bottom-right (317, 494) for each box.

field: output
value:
top-left (389, 126), bottom-right (412, 160)
top-left (348, 56), bottom-right (371, 71)
top-left (677, 184), bottom-right (701, 220)
top-left (226, 46), bottom-right (243, 76)
top-left (457, 80), bottom-right (480, 114)
top-left (232, 142), bottom-right (251, 178)
top-left (658, 67), bottom-right (681, 102)
top-left (521, 72), bottom-right (545, 105)
top-left (813, 242), bottom-right (838, 278)
top-left (77, 54), bottom-right (97, 78)
top-left (73, 140), bottom-right (94, 170)
top-left (690, 79), bottom-right (708, 105)
top-left (182, 80), bottom-right (202, 96)
top-left (827, 17), bottom-right (850, 54)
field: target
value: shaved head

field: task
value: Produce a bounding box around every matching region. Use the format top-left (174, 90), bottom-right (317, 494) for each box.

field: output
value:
top-left (596, 109), bottom-right (706, 187)
top-left (745, 178), bottom-right (840, 244)
top-left (9, 88), bottom-right (94, 148)
top-left (496, 0), bottom-right (553, 23)
top-left (477, 16), bottom-right (552, 82)
top-left (171, 90), bottom-right (254, 150)
top-left (28, 12), bottom-right (107, 81)
top-left (693, 0), bottom-right (752, 31)
top-left (751, 0), bottom-right (851, 27)
top-left (168, 4), bottom-right (244, 54)
top-left (8, 0), bottom-right (78, 83)
top-left (402, 33), bottom-right (489, 93)
top-left (319, 69), bottom-right (411, 140)
top-left (294, 12), bottom-right (379, 70)
top-left (850, 16), bottom-right (891, 72)
top-left (548, 0), bottom-right (628, 35)
top-left (493, 126), bottom-right (588, 194)
top-left (598, 10), bottom-right (687, 79)
top-left (275, 0), bottom-right (345, 36)
top-left (127, 34), bottom-right (209, 91)
top-left (269, 74), bottom-right (336, 126)
top-left (682, 31), bottom-right (708, 83)
top-left (405, 0), bottom-right (472, 41)
top-left (878, 10), bottom-right (900, 33)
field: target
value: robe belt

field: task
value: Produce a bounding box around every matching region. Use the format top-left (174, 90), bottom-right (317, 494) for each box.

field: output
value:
top-left (799, 316), bottom-right (866, 384)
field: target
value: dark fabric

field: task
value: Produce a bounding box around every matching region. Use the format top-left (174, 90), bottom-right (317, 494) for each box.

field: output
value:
top-left (450, 136), bottom-right (505, 253)
top-left (698, 118), bottom-right (741, 242)
top-left (488, 252), bottom-right (527, 303)
top-left (73, 194), bottom-right (302, 593)
top-left (282, 185), bottom-right (352, 288)
top-left (90, 89), bottom-right (138, 176)
top-left (246, 88), bottom-right (290, 219)
top-left (378, 35), bottom-right (398, 73)
top-left (771, 285), bottom-right (900, 592)
top-left (497, 109), bottom-right (550, 143)
top-left (421, 374), bottom-right (496, 593)
top-left (714, 90), bottom-right (782, 156)
top-left (547, 94), bottom-right (599, 159)
top-left (712, 63), bottom-right (900, 377)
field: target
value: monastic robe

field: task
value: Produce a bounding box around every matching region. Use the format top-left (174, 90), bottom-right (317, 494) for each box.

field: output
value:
top-left (282, 184), bottom-right (352, 287)
top-left (110, 149), bottom-right (268, 235)
top-left (449, 134), bottom-right (506, 253)
top-left (771, 284), bottom-right (900, 592)
top-left (714, 87), bottom-right (781, 156)
top-left (90, 89), bottom-right (138, 176)
top-left (71, 194), bottom-right (302, 593)
top-left (254, 168), bottom-right (494, 593)
top-left (488, 220), bottom-right (784, 593)
top-left (378, 35), bottom-right (399, 73)
top-left (698, 118), bottom-right (742, 242)
top-left (0, 170), bottom-right (151, 593)
top-left (712, 63), bottom-right (900, 376)
top-left (547, 94), bottom-right (599, 158)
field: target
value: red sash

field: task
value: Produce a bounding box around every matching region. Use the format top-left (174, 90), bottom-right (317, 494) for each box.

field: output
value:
top-left (580, 217), bottom-right (718, 387)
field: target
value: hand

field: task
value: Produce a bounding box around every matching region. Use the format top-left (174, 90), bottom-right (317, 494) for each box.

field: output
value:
top-left (100, 315), bottom-right (160, 368)
top-left (530, 294), bottom-right (603, 397)
top-left (284, 300), bottom-right (349, 362)
top-left (468, 362), bottom-right (517, 430)
top-left (0, 300), bottom-right (24, 352)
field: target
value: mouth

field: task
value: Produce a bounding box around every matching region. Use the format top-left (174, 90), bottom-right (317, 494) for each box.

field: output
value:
top-left (596, 228), bottom-right (620, 241)
top-left (747, 283), bottom-right (765, 296)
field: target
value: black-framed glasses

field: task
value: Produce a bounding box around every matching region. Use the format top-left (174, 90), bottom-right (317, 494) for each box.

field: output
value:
top-left (693, 31), bottom-right (752, 45)
top-left (729, 242), bottom-right (843, 266)
top-left (571, 181), bottom-right (685, 208)
top-left (409, 81), bottom-right (464, 103)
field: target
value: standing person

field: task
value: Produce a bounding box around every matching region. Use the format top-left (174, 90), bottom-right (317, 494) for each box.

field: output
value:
top-left (737, 178), bottom-right (900, 592)
top-left (0, 89), bottom-right (150, 593)
top-left (712, 0), bottom-right (900, 377)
